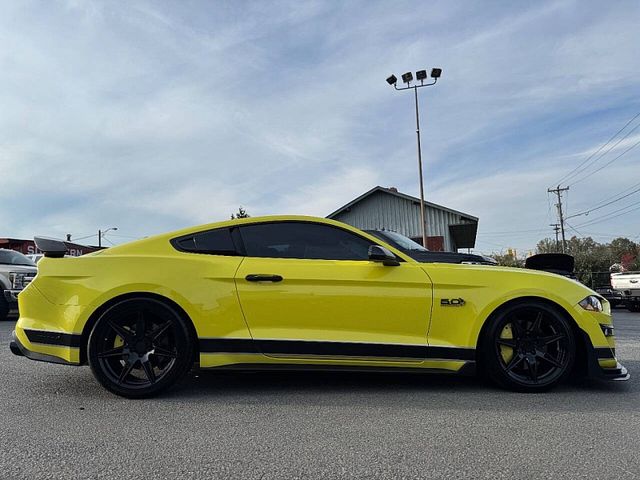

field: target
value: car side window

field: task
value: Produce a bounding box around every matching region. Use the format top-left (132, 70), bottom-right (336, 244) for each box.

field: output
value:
top-left (172, 228), bottom-right (238, 255)
top-left (239, 222), bottom-right (372, 261)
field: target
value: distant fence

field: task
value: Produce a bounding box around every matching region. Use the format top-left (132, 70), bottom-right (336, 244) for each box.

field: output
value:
top-left (576, 271), bottom-right (612, 289)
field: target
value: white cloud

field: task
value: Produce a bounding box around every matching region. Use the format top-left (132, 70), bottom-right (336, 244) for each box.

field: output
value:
top-left (0, 0), bottom-right (638, 254)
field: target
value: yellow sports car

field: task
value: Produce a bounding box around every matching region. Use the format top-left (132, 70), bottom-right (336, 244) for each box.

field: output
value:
top-left (10, 216), bottom-right (628, 397)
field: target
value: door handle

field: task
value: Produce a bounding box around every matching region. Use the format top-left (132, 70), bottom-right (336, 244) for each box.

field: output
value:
top-left (245, 274), bottom-right (283, 283)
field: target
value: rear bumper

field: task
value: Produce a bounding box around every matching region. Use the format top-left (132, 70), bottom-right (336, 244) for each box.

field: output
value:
top-left (9, 330), bottom-right (78, 366)
top-left (613, 289), bottom-right (640, 301)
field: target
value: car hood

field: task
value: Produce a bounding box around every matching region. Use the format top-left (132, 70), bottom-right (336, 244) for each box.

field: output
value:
top-left (406, 250), bottom-right (497, 265)
top-left (421, 261), bottom-right (597, 305)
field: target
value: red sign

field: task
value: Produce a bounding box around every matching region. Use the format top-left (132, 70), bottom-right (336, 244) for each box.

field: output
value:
top-left (0, 238), bottom-right (101, 257)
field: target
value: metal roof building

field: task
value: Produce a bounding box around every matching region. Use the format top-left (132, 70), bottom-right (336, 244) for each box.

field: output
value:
top-left (327, 186), bottom-right (478, 252)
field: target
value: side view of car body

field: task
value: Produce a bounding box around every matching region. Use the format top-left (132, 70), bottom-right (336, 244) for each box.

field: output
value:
top-left (10, 216), bottom-right (628, 397)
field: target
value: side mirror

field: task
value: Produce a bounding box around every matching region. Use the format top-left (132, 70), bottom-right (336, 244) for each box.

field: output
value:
top-left (368, 245), bottom-right (400, 266)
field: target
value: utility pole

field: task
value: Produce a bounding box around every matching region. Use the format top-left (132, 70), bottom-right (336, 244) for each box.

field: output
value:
top-left (98, 229), bottom-right (102, 248)
top-left (549, 224), bottom-right (560, 252)
top-left (548, 186), bottom-right (569, 253)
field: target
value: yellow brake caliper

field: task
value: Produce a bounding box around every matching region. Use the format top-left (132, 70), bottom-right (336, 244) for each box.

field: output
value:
top-left (114, 335), bottom-right (124, 359)
top-left (499, 324), bottom-right (514, 364)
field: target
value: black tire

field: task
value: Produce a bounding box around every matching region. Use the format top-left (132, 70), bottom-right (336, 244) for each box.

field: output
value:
top-left (0, 295), bottom-right (8, 321)
top-left (481, 301), bottom-right (576, 392)
top-left (87, 297), bottom-right (194, 398)
top-left (627, 304), bottom-right (640, 313)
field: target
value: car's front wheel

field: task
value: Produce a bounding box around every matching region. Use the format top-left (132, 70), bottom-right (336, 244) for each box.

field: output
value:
top-left (482, 301), bottom-right (576, 392)
top-left (87, 297), bottom-right (194, 398)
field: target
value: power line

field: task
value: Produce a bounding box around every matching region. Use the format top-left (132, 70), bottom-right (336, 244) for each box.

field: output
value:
top-left (108, 233), bottom-right (141, 239)
top-left (70, 233), bottom-right (97, 241)
top-left (581, 203), bottom-right (640, 229)
top-left (555, 111), bottom-right (640, 186)
top-left (566, 181), bottom-right (640, 219)
top-left (565, 222), bottom-right (584, 236)
top-left (580, 230), bottom-right (638, 237)
top-left (565, 122), bottom-right (640, 185)
top-left (474, 239), bottom-right (510, 249)
top-left (477, 228), bottom-right (546, 236)
top-left (568, 136), bottom-right (640, 186)
top-left (592, 179), bottom-right (640, 205)
top-left (574, 198), bottom-right (640, 229)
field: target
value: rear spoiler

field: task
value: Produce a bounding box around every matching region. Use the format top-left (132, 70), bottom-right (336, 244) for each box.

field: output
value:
top-left (34, 237), bottom-right (68, 258)
top-left (525, 253), bottom-right (575, 276)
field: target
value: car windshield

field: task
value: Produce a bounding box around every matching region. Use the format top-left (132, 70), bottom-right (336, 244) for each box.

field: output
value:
top-left (378, 231), bottom-right (429, 252)
top-left (0, 250), bottom-right (36, 266)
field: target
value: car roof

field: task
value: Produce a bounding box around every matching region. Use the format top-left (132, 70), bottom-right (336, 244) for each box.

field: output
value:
top-left (101, 215), bottom-right (416, 263)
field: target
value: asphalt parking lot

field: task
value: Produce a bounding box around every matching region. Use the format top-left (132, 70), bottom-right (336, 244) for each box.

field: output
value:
top-left (1, 311), bottom-right (639, 479)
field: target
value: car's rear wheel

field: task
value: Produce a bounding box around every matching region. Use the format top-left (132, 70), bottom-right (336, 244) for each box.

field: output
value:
top-left (482, 301), bottom-right (576, 392)
top-left (87, 298), bottom-right (194, 398)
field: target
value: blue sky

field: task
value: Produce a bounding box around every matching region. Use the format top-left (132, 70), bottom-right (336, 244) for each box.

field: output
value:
top-left (0, 0), bottom-right (639, 254)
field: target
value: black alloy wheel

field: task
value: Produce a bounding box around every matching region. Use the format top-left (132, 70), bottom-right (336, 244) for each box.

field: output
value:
top-left (88, 298), bottom-right (193, 398)
top-left (482, 301), bottom-right (576, 392)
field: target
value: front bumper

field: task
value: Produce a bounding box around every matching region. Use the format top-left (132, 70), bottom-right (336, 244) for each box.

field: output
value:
top-left (600, 362), bottom-right (630, 381)
top-left (585, 341), bottom-right (630, 381)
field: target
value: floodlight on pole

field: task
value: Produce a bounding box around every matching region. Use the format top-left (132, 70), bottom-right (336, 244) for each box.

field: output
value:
top-left (98, 227), bottom-right (118, 248)
top-left (385, 67), bottom-right (442, 248)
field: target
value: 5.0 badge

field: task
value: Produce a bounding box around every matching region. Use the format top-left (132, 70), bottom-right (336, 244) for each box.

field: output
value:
top-left (441, 298), bottom-right (465, 306)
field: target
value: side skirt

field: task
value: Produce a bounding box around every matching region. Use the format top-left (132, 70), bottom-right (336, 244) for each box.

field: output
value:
top-left (198, 338), bottom-right (477, 376)
top-left (199, 338), bottom-right (476, 361)
top-left (200, 361), bottom-right (477, 376)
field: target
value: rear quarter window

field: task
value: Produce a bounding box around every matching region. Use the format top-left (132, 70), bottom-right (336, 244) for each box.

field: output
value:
top-left (172, 228), bottom-right (237, 255)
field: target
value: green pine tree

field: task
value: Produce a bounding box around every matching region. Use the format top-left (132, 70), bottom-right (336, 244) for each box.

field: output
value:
top-left (231, 206), bottom-right (250, 219)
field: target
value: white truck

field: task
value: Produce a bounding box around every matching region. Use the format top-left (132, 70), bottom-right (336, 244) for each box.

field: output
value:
top-left (0, 249), bottom-right (37, 321)
top-left (611, 271), bottom-right (640, 312)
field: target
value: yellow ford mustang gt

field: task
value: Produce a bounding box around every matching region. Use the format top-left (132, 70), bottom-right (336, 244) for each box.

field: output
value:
top-left (10, 215), bottom-right (628, 397)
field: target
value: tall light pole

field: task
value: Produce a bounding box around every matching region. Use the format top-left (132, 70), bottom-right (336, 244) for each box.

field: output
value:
top-left (98, 227), bottom-right (118, 247)
top-left (387, 68), bottom-right (442, 248)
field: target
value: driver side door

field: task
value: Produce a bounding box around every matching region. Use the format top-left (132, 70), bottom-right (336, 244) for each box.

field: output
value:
top-left (234, 221), bottom-right (433, 363)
